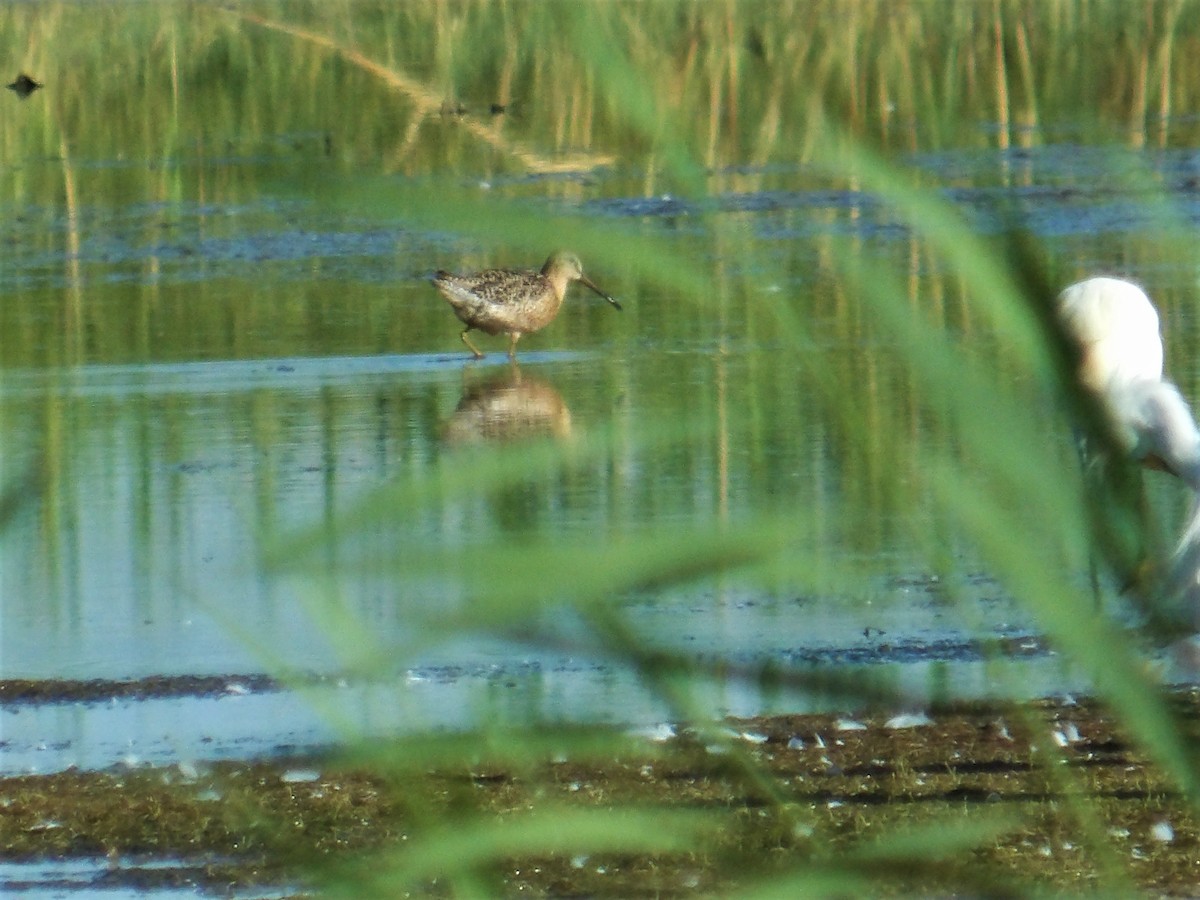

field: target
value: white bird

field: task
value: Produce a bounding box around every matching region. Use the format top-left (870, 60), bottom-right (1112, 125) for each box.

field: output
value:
top-left (1057, 277), bottom-right (1200, 484)
top-left (1058, 276), bottom-right (1162, 396)
top-left (1056, 276), bottom-right (1200, 613)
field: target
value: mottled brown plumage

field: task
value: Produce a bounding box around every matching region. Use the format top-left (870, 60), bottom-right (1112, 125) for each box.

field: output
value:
top-left (432, 250), bottom-right (621, 359)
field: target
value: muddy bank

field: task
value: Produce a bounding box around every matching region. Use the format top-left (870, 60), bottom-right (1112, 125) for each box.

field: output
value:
top-left (4, 693), bottom-right (1200, 896)
top-left (0, 674), bottom-right (288, 705)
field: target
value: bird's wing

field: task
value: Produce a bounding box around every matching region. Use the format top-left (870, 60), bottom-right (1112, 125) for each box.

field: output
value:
top-left (1112, 379), bottom-right (1200, 490)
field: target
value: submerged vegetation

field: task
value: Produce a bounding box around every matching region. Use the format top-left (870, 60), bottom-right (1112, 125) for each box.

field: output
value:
top-left (6, 697), bottom-right (1200, 896)
top-left (7, 0), bottom-right (1200, 895)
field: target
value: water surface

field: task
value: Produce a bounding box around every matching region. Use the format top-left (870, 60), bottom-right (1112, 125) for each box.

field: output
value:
top-left (4, 3), bottom-right (1200, 783)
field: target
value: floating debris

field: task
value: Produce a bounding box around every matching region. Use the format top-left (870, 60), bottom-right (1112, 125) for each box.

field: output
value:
top-left (1051, 722), bottom-right (1082, 747)
top-left (1151, 820), bottom-right (1175, 843)
top-left (280, 768), bottom-right (321, 784)
top-left (630, 722), bottom-right (675, 743)
top-left (885, 712), bottom-right (934, 729)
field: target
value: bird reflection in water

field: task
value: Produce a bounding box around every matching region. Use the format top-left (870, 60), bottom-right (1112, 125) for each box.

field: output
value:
top-left (442, 366), bottom-right (572, 446)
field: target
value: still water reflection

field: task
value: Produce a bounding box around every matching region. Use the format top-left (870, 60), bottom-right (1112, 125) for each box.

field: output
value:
top-left (443, 367), bottom-right (573, 445)
top-left (4, 342), bottom-right (932, 682)
top-left (3, 154), bottom-right (1193, 718)
top-left (6, 10), bottom-right (1200, 770)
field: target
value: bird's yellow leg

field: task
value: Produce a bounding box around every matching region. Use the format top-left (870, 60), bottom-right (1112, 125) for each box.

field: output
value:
top-left (507, 333), bottom-right (522, 359)
top-left (461, 329), bottom-right (485, 359)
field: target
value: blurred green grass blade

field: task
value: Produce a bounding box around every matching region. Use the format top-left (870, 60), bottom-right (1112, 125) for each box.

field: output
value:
top-left (931, 457), bottom-right (1200, 800)
top-left (737, 870), bottom-right (881, 899)
top-left (741, 813), bottom-right (1028, 898)
top-left (265, 414), bottom-right (707, 568)
top-left (843, 248), bottom-right (1080, 513)
top-left (286, 519), bottom-right (792, 630)
top-left (850, 809), bottom-right (1021, 862)
top-left (809, 132), bottom-right (1200, 811)
top-left (813, 136), bottom-right (1054, 376)
top-left (324, 806), bottom-right (709, 896)
top-left (0, 459), bottom-right (40, 533)
top-left (826, 244), bottom-right (1089, 578)
top-left (306, 173), bottom-right (711, 298)
top-left (339, 725), bottom-right (662, 776)
top-left (562, 6), bottom-right (706, 194)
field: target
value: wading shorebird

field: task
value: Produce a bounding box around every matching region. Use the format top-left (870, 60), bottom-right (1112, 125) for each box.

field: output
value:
top-left (1057, 276), bottom-right (1200, 484)
top-left (432, 251), bottom-right (621, 359)
top-left (1058, 276), bottom-right (1200, 614)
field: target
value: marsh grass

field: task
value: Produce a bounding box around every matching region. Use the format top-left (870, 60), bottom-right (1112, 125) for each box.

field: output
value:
top-left (8, 0), bottom-right (1200, 894)
top-left (238, 3), bottom-right (1200, 895)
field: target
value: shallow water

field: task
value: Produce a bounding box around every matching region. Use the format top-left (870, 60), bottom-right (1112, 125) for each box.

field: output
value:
top-left (6, 5), bottom-right (1200, 793)
top-left (6, 145), bottom-right (1197, 778)
top-left (0, 856), bottom-right (291, 899)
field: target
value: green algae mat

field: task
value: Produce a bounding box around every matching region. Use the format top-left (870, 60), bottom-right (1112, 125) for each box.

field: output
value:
top-left (6, 695), bottom-right (1200, 897)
